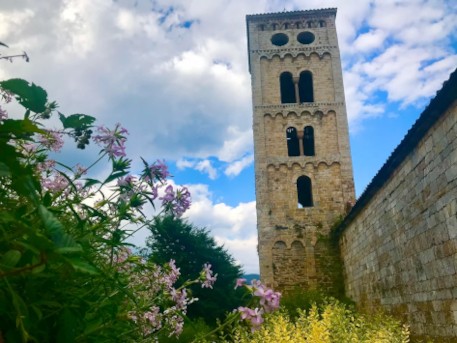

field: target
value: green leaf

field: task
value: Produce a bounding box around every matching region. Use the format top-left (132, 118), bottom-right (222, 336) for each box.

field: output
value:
top-left (103, 171), bottom-right (129, 185)
top-left (56, 308), bottom-right (77, 343)
top-left (38, 205), bottom-right (64, 236)
top-left (59, 113), bottom-right (95, 129)
top-left (0, 78), bottom-right (48, 113)
top-left (0, 162), bottom-right (10, 176)
top-left (0, 118), bottom-right (45, 137)
top-left (83, 178), bottom-right (101, 188)
top-left (64, 257), bottom-right (98, 275)
top-left (42, 192), bottom-right (52, 207)
top-left (1, 250), bottom-right (22, 268)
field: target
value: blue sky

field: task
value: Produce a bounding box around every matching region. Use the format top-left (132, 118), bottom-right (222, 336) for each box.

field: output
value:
top-left (1, 0), bottom-right (456, 273)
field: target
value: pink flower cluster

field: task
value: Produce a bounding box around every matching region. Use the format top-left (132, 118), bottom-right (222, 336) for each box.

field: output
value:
top-left (236, 279), bottom-right (281, 331)
top-left (38, 130), bottom-right (64, 152)
top-left (93, 123), bottom-right (128, 158)
top-left (0, 89), bottom-right (12, 123)
top-left (0, 105), bottom-right (7, 123)
top-left (159, 185), bottom-right (191, 217)
top-left (126, 259), bottom-right (197, 338)
top-left (200, 263), bottom-right (217, 289)
top-left (143, 159), bottom-right (170, 184)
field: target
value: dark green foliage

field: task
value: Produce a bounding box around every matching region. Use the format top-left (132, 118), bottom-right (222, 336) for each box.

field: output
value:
top-left (146, 216), bottom-right (247, 324)
top-left (155, 318), bottom-right (215, 343)
top-left (0, 79), bottom-right (47, 113)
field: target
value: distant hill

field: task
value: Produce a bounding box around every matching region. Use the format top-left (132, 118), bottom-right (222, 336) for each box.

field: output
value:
top-left (243, 273), bottom-right (260, 284)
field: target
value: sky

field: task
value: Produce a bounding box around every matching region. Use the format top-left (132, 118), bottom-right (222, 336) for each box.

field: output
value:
top-left (1, 0), bottom-right (456, 274)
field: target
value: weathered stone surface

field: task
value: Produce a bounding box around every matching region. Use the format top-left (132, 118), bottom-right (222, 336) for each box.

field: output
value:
top-left (247, 9), bottom-right (355, 292)
top-left (339, 99), bottom-right (457, 342)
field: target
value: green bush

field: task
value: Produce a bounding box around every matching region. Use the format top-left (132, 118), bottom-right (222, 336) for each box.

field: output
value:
top-left (219, 299), bottom-right (410, 343)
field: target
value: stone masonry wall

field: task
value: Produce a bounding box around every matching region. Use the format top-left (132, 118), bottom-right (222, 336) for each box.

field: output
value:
top-left (339, 99), bottom-right (457, 342)
top-left (247, 9), bottom-right (355, 291)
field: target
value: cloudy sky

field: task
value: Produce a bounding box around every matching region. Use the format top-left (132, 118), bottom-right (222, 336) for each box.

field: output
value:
top-left (1, 0), bottom-right (456, 274)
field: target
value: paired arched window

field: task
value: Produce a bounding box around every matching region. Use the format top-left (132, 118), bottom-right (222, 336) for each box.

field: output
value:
top-left (280, 71), bottom-right (314, 104)
top-left (285, 126), bottom-right (315, 157)
top-left (297, 175), bottom-right (313, 207)
top-left (299, 71), bottom-right (314, 103)
top-left (286, 127), bottom-right (300, 156)
top-left (303, 126), bottom-right (315, 156)
top-left (280, 72), bottom-right (296, 103)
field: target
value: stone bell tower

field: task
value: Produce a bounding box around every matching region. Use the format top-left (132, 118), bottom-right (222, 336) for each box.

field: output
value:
top-left (246, 9), bottom-right (355, 291)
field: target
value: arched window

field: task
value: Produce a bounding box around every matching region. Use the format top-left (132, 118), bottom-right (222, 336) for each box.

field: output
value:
top-left (299, 71), bottom-right (314, 103)
top-left (286, 127), bottom-right (300, 156)
top-left (297, 175), bottom-right (313, 208)
top-left (303, 126), bottom-right (315, 156)
top-left (280, 72), bottom-right (296, 104)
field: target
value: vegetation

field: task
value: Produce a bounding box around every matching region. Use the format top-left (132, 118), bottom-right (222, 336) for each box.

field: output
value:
top-left (0, 75), bottom-right (281, 342)
top-left (220, 299), bottom-right (410, 343)
top-left (146, 216), bottom-right (247, 324)
top-left (0, 53), bottom-right (411, 343)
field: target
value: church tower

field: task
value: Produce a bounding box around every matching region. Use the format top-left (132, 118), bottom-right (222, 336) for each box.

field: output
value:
top-left (246, 9), bottom-right (355, 291)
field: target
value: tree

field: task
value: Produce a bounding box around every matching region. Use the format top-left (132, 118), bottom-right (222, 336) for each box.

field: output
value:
top-left (146, 216), bottom-right (247, 324)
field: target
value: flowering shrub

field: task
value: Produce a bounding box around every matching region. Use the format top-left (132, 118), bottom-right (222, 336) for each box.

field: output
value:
top-left (0, 78), bottom-right (212, 342)
top-left (220, 300), bottom-right (410, 343)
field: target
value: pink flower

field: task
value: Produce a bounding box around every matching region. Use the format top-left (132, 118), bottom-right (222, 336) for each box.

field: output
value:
top-left (41, 173), bottom-right (69, 193)
top-left (39, 130), bottom-right (64, 152)
top-left (93, 123), bottom-right (128, 158)
top-left (143, 159), bottom-right (170, 183)
top-left (201, 263), bottom-right (217, 289)
top-left (238, 306), bottom-right (264, 331)
top-left (160, 185), bottom-right (191, 217)
top-left (235, 278), bottom-right (247, 289)
top-left (0, 105), bottom-right (7, 123)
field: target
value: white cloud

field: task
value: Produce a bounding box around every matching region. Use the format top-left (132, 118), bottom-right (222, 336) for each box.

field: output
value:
top-left (183, 184), bottom-right (258, 273)
top-left (352, 29), bottom-right (387, 52)
top-left (225, 155), bottom-right (254, 177)
top-left (195, 159), bottom-right (218, 179)
top-left (218, 127), bottom-right (253, 163)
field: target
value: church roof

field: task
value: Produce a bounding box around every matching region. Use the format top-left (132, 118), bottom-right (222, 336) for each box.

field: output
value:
top-left (336, 68), bottom-right (457, 235)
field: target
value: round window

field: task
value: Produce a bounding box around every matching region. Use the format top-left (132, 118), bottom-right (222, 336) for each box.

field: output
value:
top-left (297, 31), bottom-right (315, 44)
top-left (271, 33), bottom-right (289, 46)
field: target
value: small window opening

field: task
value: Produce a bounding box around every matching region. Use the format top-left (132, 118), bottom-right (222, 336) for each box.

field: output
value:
top-left (297, 176), bottom-right (313, 208)
top-left (259, 24), bottom-right (265, 31)
top-left (272, 23), bottom-right (278, 30)
top-left (280, 72), bottom-right (296, 103)
top-left (295, 22), bottom-right (301, 29)
top-left (284, 23), bottom-right (289, 29)
top-left (319, 20), bottom-right (326, 27)
top-left (306, 21), bottom-right (313, 28)
top-left (286, 127), bottom-right (300, 156)
top-left (299, 71), bottom-right (314, 103)
top-left (303, 126), bottom-right (315, 156)
top-left (271, 33), bottom-right (289, 46)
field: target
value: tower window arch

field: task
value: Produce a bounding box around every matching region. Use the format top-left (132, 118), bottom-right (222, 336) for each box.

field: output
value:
top-left (280, 72), bottom-right (296, 104)
top-left (299, 71), bottom-right (314, 103)
top-left (297, 175), bottom-right (313, 208)
top-left (286, 127), bottom-right (300, 156)
top-left (303, 126), bottom-right (315, 156)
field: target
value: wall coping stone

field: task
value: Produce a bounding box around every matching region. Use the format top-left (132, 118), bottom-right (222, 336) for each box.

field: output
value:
top-left (335, 68), bottom-right (457, 237)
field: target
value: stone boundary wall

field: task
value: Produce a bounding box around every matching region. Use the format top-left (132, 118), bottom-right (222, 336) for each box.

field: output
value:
top-left (337, 69), bottom-right (457, 342)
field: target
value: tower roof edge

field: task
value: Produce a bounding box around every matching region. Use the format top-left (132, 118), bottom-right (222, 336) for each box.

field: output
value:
top-left (246, 8), bottom-right (337, 22)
